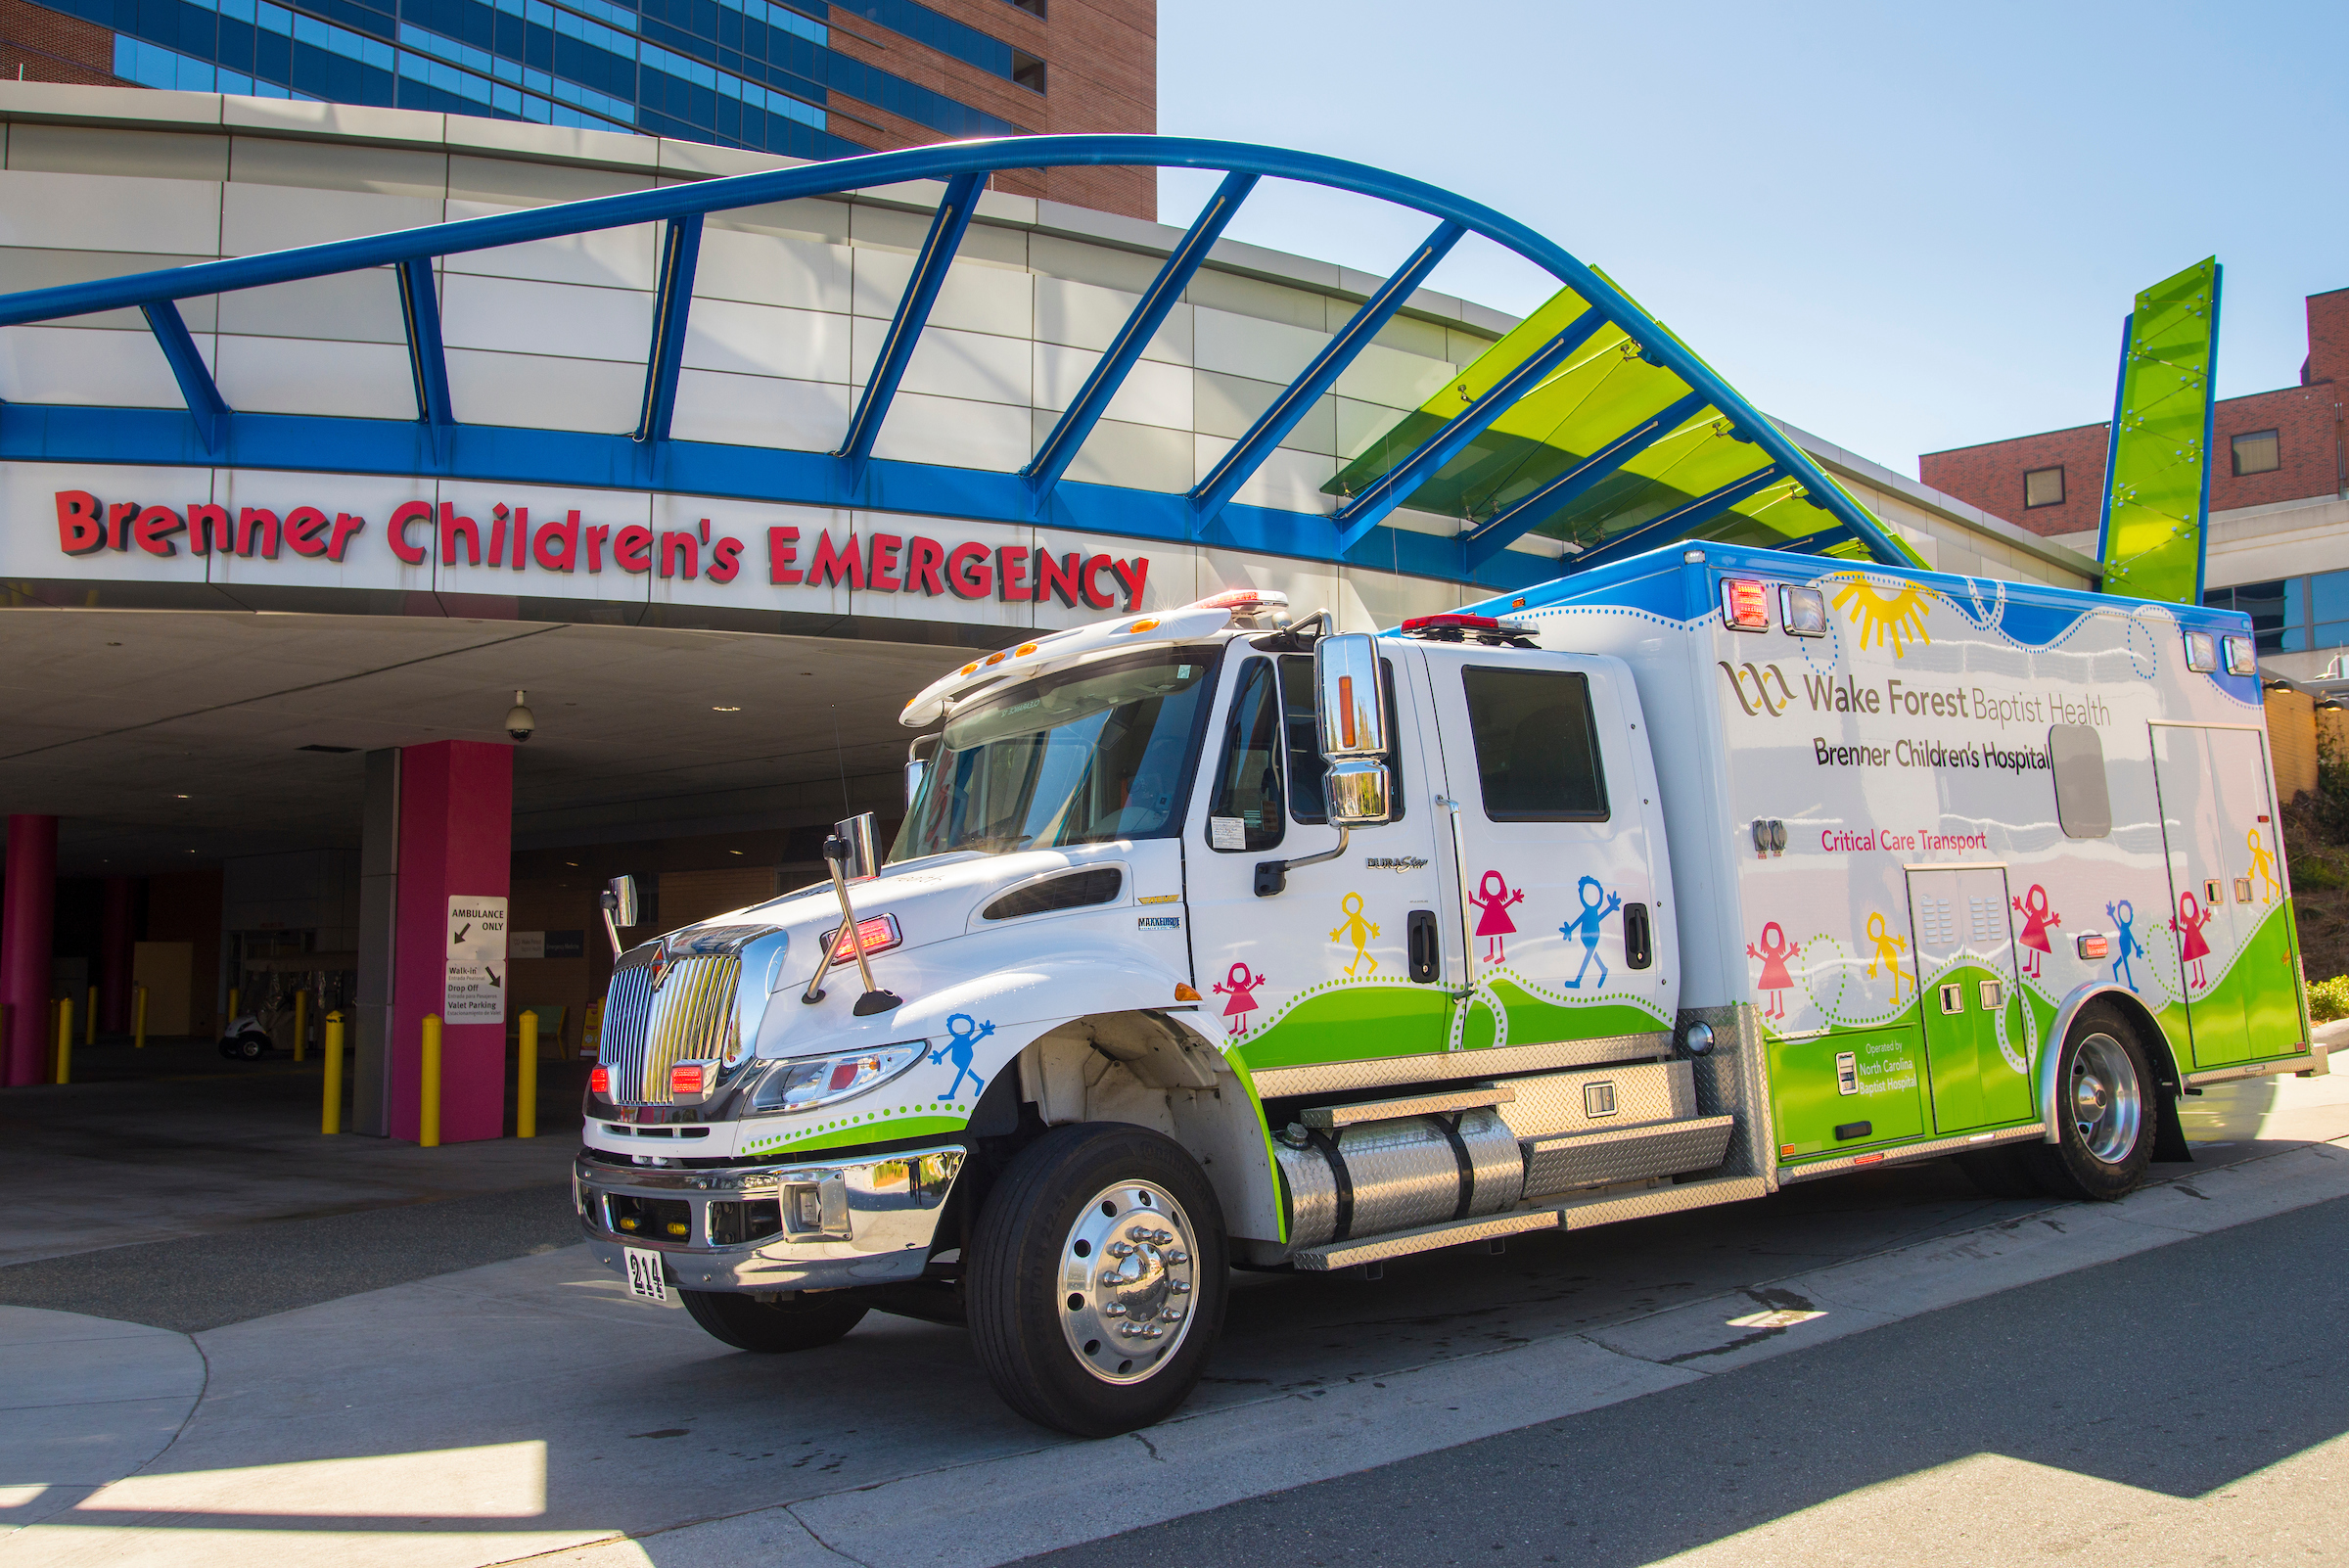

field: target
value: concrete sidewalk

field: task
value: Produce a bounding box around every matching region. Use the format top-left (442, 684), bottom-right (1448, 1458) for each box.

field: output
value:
top-left (3, 1066), bottom-right (2344, 1568)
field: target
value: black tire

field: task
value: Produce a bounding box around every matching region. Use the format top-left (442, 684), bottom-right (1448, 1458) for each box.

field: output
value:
top-left (967, 1123), bottom-right (1227, 1438)
top-left (2026, 1002), bottom-right (2156, 1201)
top-left (236, 1034), bottom-right (268, 1060)
top-left (1954, 1145), bottom-right (2043, 1198)
top-left (677, 1288), bottom-right (867, 1353)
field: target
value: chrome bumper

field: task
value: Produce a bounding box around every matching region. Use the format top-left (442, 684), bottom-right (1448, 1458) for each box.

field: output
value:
top-left (575, 1143), bottom-right (965, 1294)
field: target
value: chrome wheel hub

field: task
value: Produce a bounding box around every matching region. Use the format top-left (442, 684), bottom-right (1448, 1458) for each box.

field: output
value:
top-left (1058, 1179), bottom-right (1198, 1385)
top-left (2069, 1032), bottom-right (2142, 1165)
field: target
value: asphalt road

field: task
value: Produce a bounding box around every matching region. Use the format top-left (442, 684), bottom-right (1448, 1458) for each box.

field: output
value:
top-left (1020, 1192), bottom-right (2349, 1568)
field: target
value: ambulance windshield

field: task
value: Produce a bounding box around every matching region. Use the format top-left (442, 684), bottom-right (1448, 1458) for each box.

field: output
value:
top-left (890, 648), bottom-right (1217, 861)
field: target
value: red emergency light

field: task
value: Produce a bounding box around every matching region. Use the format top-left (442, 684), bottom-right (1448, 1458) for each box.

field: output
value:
top-left (589, 1065), bottom-right (609, 1096)
top-left (1192, 588), bottom-right (1290, 613)
top-left (2077, 934), bottom-right (2111, 960)
top-left (1400, 613), bottom-right (1535, 645)
top-left (669, 1062), bottom-right (710, 1098)
top-left (1721, 578), bottom-right (1771, 630)
top-left (822, 913), bottom-right (903, 966)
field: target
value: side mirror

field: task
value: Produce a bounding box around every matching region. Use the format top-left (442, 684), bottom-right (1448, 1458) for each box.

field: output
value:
top-left (905, 735), bottom-right (939, 810)
top-left (1314, 633), bottom-right (1392, 826)
top-left (599, 874), bottom-right (640, 959)
top-left (1314, 632), bottom-right (1389, 758)
top-left (831, 813), bottom-right (881, 883)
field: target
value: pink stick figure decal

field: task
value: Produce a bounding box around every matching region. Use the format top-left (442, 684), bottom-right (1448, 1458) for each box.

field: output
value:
top-left (1468, 870), bottom-right (1525, 965)
top-left (1213, 961), bottom-right (1267, 1037)
top-left (2172, 892), bottom-right (2215, 991)
top-left (2011, 884), bottom-right (2061, 980)
top-left (1747, 921), bottom-right (1796, 1020)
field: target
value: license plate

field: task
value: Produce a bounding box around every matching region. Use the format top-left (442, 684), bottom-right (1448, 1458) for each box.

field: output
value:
top-left (622, 1246), bottom-right (668, 1303)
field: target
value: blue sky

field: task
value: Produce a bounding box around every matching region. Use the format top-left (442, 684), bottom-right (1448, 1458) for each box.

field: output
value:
top-left (1157, 0), bottom-right (2349, 479)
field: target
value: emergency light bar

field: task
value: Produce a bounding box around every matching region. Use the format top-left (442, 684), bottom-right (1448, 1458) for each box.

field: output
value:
top-left (1721, 578), bottom-right (1772, 630)
top-left (1398, 613), bottom-right (1535, 646)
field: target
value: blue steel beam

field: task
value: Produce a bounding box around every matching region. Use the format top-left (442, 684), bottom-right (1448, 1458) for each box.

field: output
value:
top-left (635, 214), bottom-right (704, 445)
top-left (1770, 523), bottom-right (1858, 555)
top-left (838, 171), bottom-right (985, 483)
top-left (395, 257), bottom-right (454, 458)
top-left (1327, 308), bottom-right (1607, 553)
top-left (0, 135), bottom-right (1917, 570)
top-left (139, 300), bottom-right (228, 455)
top-left (1559, 467), bottom-right (1787, 576)
top-left (1025, 170), bottom-right (1257, 509)
top-left (1459, 388), bottom-right (1714, 570)
top-left (1190, 217), bottom-right (1467, 535)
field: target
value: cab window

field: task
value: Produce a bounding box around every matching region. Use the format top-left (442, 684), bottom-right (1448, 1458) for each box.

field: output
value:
top-left (1205, 658), bottom-right (1285, 852)
top-left (1461, 666), bottom-right (1609, 822)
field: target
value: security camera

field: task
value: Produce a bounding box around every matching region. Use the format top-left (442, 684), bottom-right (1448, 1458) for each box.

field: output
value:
top-left (504, 688), bottom-right (536, 743)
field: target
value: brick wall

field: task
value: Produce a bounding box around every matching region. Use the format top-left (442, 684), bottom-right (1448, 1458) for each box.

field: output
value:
top-left (1922, 288), bottom-right (2349, 537)
top-left (1920, 421), bottom-right (2110, 538)
top-left (0, 0), bottom-right (122, 87)
top-left (828, 0), bottom-right (1156, 221)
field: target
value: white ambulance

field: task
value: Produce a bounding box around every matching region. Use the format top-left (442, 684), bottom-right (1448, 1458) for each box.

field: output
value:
top-left (575, 542), bottom-right (2319, 1436)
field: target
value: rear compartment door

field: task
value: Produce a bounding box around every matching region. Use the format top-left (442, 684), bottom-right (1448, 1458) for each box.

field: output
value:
top-left (1420, 649), bottom-right (1674, 1051)
top-left (2151, 723), bottom-right (2305, 1067)
top-left (1906, 864), bottom-right (2035, 1132)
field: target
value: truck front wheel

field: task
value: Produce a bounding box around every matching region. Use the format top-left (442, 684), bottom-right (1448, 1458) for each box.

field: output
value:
top-left (967, 1123), bottom-right (1227, 1437)
top-left (677, 1289), bottom-right (867, 1353)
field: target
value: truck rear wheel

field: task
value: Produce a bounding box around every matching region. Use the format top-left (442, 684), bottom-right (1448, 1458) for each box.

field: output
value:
top-left (967, 1123), bottom-right (1227, 1438)
top-left (2027, 1003), bottom-right (2155, 1202)
top-left (677, 1289), bottom-right (867, 1353)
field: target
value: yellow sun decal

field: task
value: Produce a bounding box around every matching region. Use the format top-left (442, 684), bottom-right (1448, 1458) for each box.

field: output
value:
top-left (1829, 576), bottom-right (1934, 657)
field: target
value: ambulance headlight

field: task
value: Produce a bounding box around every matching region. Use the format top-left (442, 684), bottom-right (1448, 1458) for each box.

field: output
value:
top-left (2223, 634), bottom-right (2257, 676)
top-left (752, 1043), bottom-right (924, 1114)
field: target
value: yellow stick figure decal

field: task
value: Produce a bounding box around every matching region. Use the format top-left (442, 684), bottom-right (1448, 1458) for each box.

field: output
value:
top-left (1864, 911), bottom-right (1911, 1005)
top-left (2247, 828), bottom-right (2281, 902)
top-left (1330, 892), bottom-right (1381, 977)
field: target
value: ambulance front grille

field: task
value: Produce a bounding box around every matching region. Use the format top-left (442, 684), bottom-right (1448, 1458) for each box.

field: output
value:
top-left (600, 927), bottom-right (770, 1104)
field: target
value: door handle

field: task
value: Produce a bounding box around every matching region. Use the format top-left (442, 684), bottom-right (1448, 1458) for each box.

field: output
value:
top-left (1624, 902), bottom-right (1653, 970)
top-left (1407, 909), bottom-right (1440, 984)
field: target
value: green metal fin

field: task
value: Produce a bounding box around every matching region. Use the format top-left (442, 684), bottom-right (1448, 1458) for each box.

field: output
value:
top-left (2097, 256), bottom-right (2222, 604)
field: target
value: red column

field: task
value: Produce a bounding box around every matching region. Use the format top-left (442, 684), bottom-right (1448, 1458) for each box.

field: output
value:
top-left (390, 741), bottom-right (513, 1143)
top-left (3, 815), bottom-right (58, 1086)
top-left (100, 876), bottom-right (135, 1035)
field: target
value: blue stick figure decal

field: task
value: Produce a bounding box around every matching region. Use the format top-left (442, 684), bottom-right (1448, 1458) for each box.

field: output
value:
top-left (1558, 876), bottom-right (1624, 991)
top-left (2106, 899), bottom-right (2142, 992)
top-left (931, 1013), bottom-right (994, 1101)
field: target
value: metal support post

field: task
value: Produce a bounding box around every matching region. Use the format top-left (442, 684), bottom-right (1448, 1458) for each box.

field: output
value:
top-left (85, 986), bottom-right (96, 1045)
top-left (294, 989), bottom-right (308, 1065)
top-left (55, 997), bottom-right (71, 1084)
top-left (134, 986), bottom-right (147, 1048)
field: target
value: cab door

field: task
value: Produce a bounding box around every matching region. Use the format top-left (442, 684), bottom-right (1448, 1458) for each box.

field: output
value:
top-left (2152, 723), bottom-right (2305, 1066)
top-left (1183, 645), bottom-right (1452, 1078)
top-left (1419, 648), bottom-right (1672, 1052)
top-left (1906, 865), bottom-right (2035, 1132)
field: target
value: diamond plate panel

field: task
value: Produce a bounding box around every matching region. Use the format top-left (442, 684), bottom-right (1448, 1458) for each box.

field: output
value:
top-left (1520, 1115), bottom-right (1736, 1197)
top-left (1496, 1059), bottom-right (1695, 1140)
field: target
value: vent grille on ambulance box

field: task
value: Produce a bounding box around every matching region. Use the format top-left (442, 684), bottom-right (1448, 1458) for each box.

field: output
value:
top-left (982, 868), bottom-right (1124, 921)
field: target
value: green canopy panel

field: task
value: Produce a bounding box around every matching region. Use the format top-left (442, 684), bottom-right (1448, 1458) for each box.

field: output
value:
top-left (2097, 257), bottom-right (2222, 605)
top-left (1329, 280), bottom-right (1917, 571)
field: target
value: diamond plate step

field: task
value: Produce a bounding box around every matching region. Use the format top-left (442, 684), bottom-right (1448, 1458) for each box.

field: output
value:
top-left (1520, 1114), bottom-right (1736, 1198)
top-left (1291, 1209), bottom-right (1560, 1271)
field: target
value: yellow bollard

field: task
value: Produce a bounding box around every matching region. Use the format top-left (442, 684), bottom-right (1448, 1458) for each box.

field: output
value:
top-left (85, 986), bottom-right (97, 1046)
top-left (228, 986), bottom-right (240, 1022)
top-left (517, 1009), bottom-right (538, 1139)
top-left (420, 1014), bottom-right (442, 1148)
top-left (321, 1011), bottom-right (345, 1134)
top-left (55, 997), bottom-right (72, 1085)
top-left (134, 986), bottom-right (148, 1048)
top-left (294, 990), bottom-right (308, 1065)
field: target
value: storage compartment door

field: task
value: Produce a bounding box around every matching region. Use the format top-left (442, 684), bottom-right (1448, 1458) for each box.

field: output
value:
top-left (2152, 723), bottom-right (2304, 1066)
top-left (1907, 865), bottom-right (2036, 1133)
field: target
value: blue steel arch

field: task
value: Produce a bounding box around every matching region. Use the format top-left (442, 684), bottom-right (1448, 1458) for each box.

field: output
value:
top-left (0, 134), bottom-right (1913, 588)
